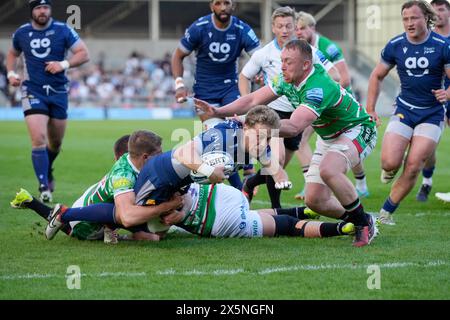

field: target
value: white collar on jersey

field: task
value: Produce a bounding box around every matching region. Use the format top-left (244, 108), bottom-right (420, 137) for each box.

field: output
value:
top-left (127, 154), bottom-right (140, 174)
top-left (295, 66), bottom-right (315, 89)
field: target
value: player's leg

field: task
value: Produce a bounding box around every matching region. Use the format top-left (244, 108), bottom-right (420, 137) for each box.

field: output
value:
top-left (416, 150), bottom-right (436, 202)
top-left (46, 118), bottom-right (67, 192)
top-left (10, 188), bottom-right (73, 235)
top-left (380, 108), bottom-right (443, 224)
top-left (294, 125), bottom-right (314, 200)
top-left (257, 211), bottom-right (354, 238)
top-left (380, 116), bottom-right (413, 183)
top-left (302, 137), bottom-right (346, 219)
top-left (25, 114), bottom-right (52, 202)
top-left (318, 127), bottom-right (377, 247)
top-left (264, 137), bottom-right (285, 208)
top-left (381, 134), bottom-right (437, 223)
top-left (353, 162), bottom-right (369, 198)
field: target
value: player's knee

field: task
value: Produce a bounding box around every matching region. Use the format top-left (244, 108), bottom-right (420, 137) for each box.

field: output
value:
top-left (30, 133), bottom-right (47, 148)
top-left (319, 165), bottom-right (336, 183)
top-left (381, 157), bottom-right (401, 172)
top-left (304, 196), bottom-right (323, 213)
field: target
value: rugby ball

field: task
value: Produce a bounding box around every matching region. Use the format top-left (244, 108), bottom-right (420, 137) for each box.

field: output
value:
top-left (147, 217), bottom-right (171, 233)
top-left (190, 151), bottom-right (235, 184)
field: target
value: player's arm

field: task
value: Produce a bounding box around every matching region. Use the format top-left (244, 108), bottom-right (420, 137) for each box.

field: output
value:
top-left (194, 85), bottom-right (278, 118)
top-left (171, 48), bottom-right (190, 103)
top-left (114, 191), bottom-right (183, 228)
top-left (173, 139), bottom-right (227, 184)
top-left (334, 60), bottom-right (351, 88)
top-left (45, 40), bottom-right (90, 74)
top-left (327, 65), bottom-right (341, 83)
top-left (279, 106), bottom-right (318, 138)
top-left (6, 47), bottom-right (21, 87)
top-left (366, 62), bottom-right (392, 126)
top-left (238, 73), bottom-right (252, 96)
top-left (258, 151), bottom-right (292, 190)
top-left (239, 50), bottom-right (263, 96)
top-left (435, 68), bottom-right (450, 103)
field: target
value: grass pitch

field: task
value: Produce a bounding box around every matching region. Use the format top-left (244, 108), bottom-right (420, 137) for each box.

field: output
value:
top-left (0, 119), bottom-right (449, 300)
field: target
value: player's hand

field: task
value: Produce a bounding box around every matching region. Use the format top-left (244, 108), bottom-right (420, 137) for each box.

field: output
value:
top-left (368, 110), bottom-right (381, 127)
top-left (162, 193), bottom-right (184, 212)
top-left (45, 61), bottom-right (65, 74)
top-left (275, 180), bottom-right (293, 190)
top-left (273, 168), bottom-right (292, 190)
top-left (8, 75), bottom-right (21, 87)
top-left (208, 165), bottom-right (228, 184)
top-left (432, 89), bottom-right (447, 104)
top-left (161, 209), bottom-right (185, 226)
top-left (193, 98), bottom-right (218, 117)
top-left (175, 87), bottom-right (188, 103)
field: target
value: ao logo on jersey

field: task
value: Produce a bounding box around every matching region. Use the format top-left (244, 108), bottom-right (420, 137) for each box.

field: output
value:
top-left (208, 42), bottom-right (230, 62)
top-left (30, 38), bottom-right (51, 58)
top-left (405, 56), bottom-right (429, 77)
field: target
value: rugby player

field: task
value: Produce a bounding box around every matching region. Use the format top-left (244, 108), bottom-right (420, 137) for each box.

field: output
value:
top-left (294, 11), bottom-right (370, 199)
top-left (238, 7), bottom-right (341, 208)
top-left (12, 131), bottom-right (182, 241)
top-left (44, 106), bottom-right (293, 238)
top-left (6, 0), bottom-right (89, 202)
top-left (366, 0), bottom-right (450, 224)
top-left (415, 0), bottom-right (450, 202)
top-left (195, 40), bottom-right (378, 247)
top-left (171, 0), bottom-right (261, 190)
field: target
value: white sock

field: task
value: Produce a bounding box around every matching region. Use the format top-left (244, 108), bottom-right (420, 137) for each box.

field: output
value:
top-left (355, 177), bottom-right (367, 191)
top-left (422, 177), bottom-right (432, 186)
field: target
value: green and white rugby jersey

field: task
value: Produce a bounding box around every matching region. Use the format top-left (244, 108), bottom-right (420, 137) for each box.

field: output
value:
top-left (314, 33), bottom-right (345, 64)
top-left (82, 153), bottom-right (139, 206)
top-left (270, 64), bottom-right (374, 140)
top-left (180, 184), bottom-right (217, 237)
top-left (313, 33), bottom-right (353, 93)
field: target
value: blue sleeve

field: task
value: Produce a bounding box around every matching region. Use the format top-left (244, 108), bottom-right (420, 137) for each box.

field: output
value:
top-left (241, 23), bottom-right (260, 54)
top-left (380, 41), bottom-right (396, 66)
top-left (65, 25), bottom-right (80, 49)
top-left (180, 22), bottom-right (201, 53)
top-left (12, 31), bottom-right (22, 53)
top-left (442, 42), bottom-right (450, 69)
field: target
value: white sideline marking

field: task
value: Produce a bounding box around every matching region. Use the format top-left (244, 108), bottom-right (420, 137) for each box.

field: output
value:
top-left (1, 261), bottom-right (447, 281)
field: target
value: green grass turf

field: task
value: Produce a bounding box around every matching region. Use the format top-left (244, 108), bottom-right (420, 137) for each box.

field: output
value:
top-left (0, 119), bottom-right (449, 299)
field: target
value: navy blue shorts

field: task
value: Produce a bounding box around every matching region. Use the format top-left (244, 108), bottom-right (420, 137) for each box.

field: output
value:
top-left (21, 83), bottom-right (69, 120)
top-left (195, 84), bottom-right (240, 107)
top-left (393, 101), bottom-right (445, 129)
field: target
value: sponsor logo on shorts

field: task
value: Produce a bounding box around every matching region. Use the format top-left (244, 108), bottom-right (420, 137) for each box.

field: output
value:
top-left (239, 222), bottom-right (246, 229)
top-left (396, 113), bottom-right (405, 119)
top-left (145, 199), bottom-right (156, 205)
top-left (252, 220), bottom-right (258, 236)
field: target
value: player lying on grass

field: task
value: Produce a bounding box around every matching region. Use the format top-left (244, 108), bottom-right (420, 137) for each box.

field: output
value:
top-left (11, 131), bottom-right (183, 242)
top-left (194, 40), bottom-right (378, 247)
top-left (43, 106), bottom-right (294, 240)
top-left (154, 182), bottom-right (356, 239)
top-left (13, 183), bottom-right (355, 241)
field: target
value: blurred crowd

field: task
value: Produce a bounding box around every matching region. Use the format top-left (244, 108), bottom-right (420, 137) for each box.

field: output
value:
top-left (0, 51), bottom-right (195, 109)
